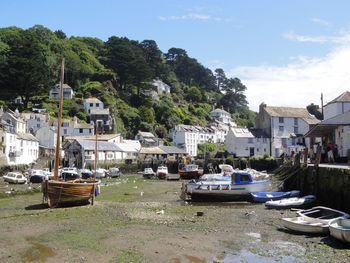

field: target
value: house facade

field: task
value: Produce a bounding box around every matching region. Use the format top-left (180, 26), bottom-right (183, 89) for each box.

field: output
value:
top-left (89, 108), bottom-right (113, 133)
top-left (49, 84), bottom-right (74, 100)
top-left (171, 125), bottom-right (225, 157)
top-left (225, 127), bottom-right (270, 157)
top-left (83, 98), bottom-right (104, 114)
top-left (256, 103), bottom-right (319, 157)
top-left (152, 79), bottom-right (171, 94)
top-left (21, 112), bottom-right (50, 134)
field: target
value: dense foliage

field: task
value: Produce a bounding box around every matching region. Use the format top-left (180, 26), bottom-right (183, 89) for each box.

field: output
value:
top-left (0, 25), bottom-right (256, 138)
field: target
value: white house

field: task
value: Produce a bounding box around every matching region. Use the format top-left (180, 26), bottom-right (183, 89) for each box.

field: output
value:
top-left (49, 84), bottom-right (74, 100)
top-left (83, 98), bottom-right (104, 114)
top-left (171, 125), bottom-right (222, 157)
top-left (21, 112), bottom-right (50, 134)
top-left (324, 91), bottom-right (350, 120)
top-left (0, 120), bottom-right (39, 165)
top-left (36, 126), bottom-right (57, 150)
top-left (66, 134), bottom-right (122, 144)
top-left (210, 108), bottom-right (237, 127)
top-left (256, 103), bottom-right (319, 157)
top-left (152, 79), bottom-right (171, 94)
top-left (55, 116), bottom-right (94, 138)
top-left (63, 139), bottom-right (123, 168)
top-left (135, 131), bottom-right (160, 146)
top-left (115, 140), bottom-right (141, 162)
top-left (305, 110), bottom-right (350, 159)
top-left (1, 109), bottom-right (27, 134)
top-left (225, 127), bottom-right (270, 157)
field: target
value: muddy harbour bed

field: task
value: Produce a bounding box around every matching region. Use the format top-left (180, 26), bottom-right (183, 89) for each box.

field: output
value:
top-left (0, 174), bottom-right (350, 263)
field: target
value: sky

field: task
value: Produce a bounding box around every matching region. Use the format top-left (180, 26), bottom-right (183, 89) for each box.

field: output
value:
top-left (2, 0), bottom-right (350, 111)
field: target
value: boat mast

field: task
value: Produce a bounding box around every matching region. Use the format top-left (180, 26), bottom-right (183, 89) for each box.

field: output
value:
top-left (94, 123), bottom-right (98, 179)
top-left (53, 58), bottom-right (65, 180)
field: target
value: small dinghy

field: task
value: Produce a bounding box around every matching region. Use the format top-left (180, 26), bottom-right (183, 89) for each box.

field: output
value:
top-left (329, 218), bottom-right (350, 243)
top-left (251, 190), bottom-right (300, 203)
top-left (281, 206), bottom-right (349, 234)
top-left (265, 195), bottom-right (316, 209)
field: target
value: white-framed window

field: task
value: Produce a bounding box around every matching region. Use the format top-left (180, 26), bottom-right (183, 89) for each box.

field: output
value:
top-left (279, 117), bottom-right (284, 123)
top-left (294, 118), bottom-right (298, 125)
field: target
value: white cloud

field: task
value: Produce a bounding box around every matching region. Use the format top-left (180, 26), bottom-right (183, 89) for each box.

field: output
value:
top-left (159, 13), bottom-right (211, 21)
top-left (283, 31), bottom-right (350, 44)
top-left (230, 45), bottom-right (350, 112)
top-left (311, 18), bottom-right (330, 27)
top-left (158, 12), bottom-right (231, 23)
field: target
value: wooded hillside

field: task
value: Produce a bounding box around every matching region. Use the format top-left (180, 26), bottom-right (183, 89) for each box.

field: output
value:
top-left (0, 25), bottom-right (256, 139)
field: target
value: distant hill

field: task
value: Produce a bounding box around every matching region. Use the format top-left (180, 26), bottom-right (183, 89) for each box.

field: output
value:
top-left (0, 25), bottom-right (256, 139)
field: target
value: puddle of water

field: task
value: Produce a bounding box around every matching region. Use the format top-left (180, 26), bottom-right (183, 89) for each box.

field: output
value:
top-left (171, 255), bottom-right (206, 263)
top-left (22, 242), bottom-right (55, 262)
top-left (219, 249), bottom-right (297, 263)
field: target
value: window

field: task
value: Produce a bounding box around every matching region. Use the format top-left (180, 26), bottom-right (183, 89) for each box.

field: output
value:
top-left (96, 103), bottom-right (100, 107)
top-left (89, 129), bottom-right (92, 134)
top-left (64, 129), bottom-right (67, 135)
top-left (279, 126), bottom-right (284, 132)
top-left (294, 118), bottom-right (298, 125)
top-left (263, 138), bottom-right (267, 143)
top-left (240, 174), bottom-right (250, 182)
top-left (294, 126), bottom-right (298, 134)
top-left (292, 138), bottom-right (296, 146)
top-left (264, 148), bottom-right (266, 152)
top-left (248, 138), bottom-right (253, 144)
top-left (90, 103), bottom-right (93, 107)
top-left (37, 124), bottom-right (40, 128)
top-left (279, 117), bottom-right (284, 123)
top-left (79, 129), bottom-right (83, 134)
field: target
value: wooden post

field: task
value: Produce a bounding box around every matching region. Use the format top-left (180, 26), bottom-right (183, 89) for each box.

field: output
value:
top-left (315, 145), bottom-right (322, 168)
top-left (303, 147), bottom-right (308, 167)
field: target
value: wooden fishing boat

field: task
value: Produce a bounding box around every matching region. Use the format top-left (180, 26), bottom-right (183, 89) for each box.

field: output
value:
top-left (42, 58), bottom-right (100, 208)
top-left (265, 195), bottom-right (316, 209)
top-left (281, 206), bottom-right (349, 234)
top-left (329, 218), bottom-right (350, 243)
top-left (251, 190), bottom-right (300, 203)
top-left (181, 170), bottom-right (270, 202)
top-left (43, 179), bottom-right (99, 207)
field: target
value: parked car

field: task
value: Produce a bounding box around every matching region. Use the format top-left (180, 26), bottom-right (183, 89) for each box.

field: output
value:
top-left (3, 172), bottom-right (27, 184)
top-left (95, 168), bottom-right (107, 179)
top-left (29, 170), bottom-right (47, 183)
top-left (80, 169), bottom-right (94, 179)
top-left (143, 168), bottom-right (155, 179)
top-left (107, 167), bottom-right (121, 178)
top-left (60, 168), bottom-right (80, 181)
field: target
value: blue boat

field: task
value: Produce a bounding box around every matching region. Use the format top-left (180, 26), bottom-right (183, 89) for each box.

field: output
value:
top-left (251, 190), bottom-right (300, 203)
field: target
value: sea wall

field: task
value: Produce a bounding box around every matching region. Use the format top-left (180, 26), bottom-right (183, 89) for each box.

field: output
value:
top-left (283, 166), bottom-right (350, 213)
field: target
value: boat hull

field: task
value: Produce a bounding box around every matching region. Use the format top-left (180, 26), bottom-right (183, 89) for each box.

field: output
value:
top-left (251, 190), bottom-right (300, 203)
top-left (329, 218), bottom-right (350, 243)
top-left (281, 217), bottom-right (330, 234)
top-left (179, 170), bottom-right (202, 179)
top-left (265, 195), bottom-right (316, 209)
top-left (183, 180), bottom-right (270, 202)
top-left (43, 180), bottom-right (99, 208)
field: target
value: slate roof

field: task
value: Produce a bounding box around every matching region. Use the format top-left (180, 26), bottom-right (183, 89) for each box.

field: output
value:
top-left (326, 91), bottom-right (350, 105)
top-left (138, 131), bottom-right (155, 138)
top-left (263, 106), bottom-right (319, 125)
top-left (158, 145), bottom-right (187, 154)
top-left (230, 128), bottom-right (254, 138)
top-left (75, 139), bottom-right (121, 151)
top-left (90, 108), bottom-right (110, 115)
top-left (210, 108), bottom-right (230, 114)
top-left (84, 97), bottom-right (102, 103)
top-left (139, 147), bottom-right (166, 155)
top-left (17, 133), bottom-right (39, 141)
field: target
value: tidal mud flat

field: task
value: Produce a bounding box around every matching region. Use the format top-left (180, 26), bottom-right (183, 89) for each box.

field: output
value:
top-left (0, 175), bottom-right (350, 263)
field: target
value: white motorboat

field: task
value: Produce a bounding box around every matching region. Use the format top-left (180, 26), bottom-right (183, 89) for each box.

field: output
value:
top-left (329, 218), bottom-right (350, 243)
top-left (156, 166), bottom-right (168, 179)
top-left (181, 170), bottom-right (270, 201)
top-left (265, 195), bottom-right (316, 209)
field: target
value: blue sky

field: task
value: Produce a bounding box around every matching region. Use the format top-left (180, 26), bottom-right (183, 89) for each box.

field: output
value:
top-left (2, 0), bottom-right (350, 111)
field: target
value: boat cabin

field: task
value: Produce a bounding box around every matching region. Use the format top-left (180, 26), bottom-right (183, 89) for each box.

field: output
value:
top-left (231, 171), bottom-right (253, 184)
